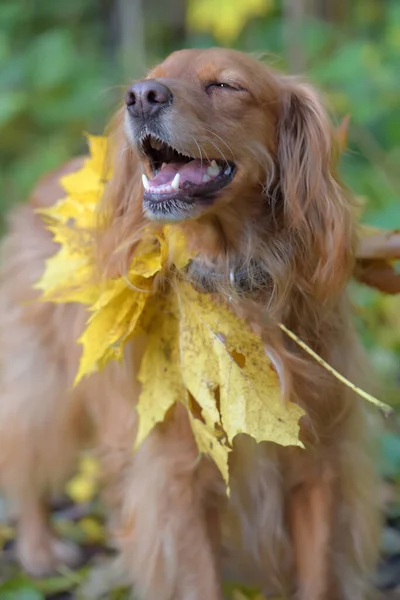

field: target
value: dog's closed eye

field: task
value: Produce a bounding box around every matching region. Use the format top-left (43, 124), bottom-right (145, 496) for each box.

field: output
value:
top-left (205, 81), bottom-right (248, 93)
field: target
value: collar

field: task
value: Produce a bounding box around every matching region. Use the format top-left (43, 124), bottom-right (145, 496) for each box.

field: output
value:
top-left (185, 258), bottom-right (272, 296)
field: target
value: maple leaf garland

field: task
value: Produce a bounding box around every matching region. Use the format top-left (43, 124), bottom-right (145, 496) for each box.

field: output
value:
top-left (35, 135), bottom-right (388, 487)
top-left (34, 135), bottom-right (305, 484)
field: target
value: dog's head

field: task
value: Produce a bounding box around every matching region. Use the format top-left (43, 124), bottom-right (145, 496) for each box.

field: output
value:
top-left (104, 48), bottom-right (355, 307)
top-left (124, 48), bottom-right (279, 222)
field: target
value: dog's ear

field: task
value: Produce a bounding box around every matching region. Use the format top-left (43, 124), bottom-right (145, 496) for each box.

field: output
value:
top-left (97, 107), bottom-right (145, 277)
top-left (276, 79), bottom-right (356, 301)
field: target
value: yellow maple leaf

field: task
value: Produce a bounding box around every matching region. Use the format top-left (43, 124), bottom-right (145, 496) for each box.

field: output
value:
top-left (79, 517), bottom-right (105, 543)
top-left (74, 230), bottom-right (193, 383)
top-left (34, 135), bottom-right (109, 305)
top-left (136, 291), bottom-right (231, 483)
top-left (84, 133), bottom-right (112, 180)
top-left (190, 415), bottom-right (230, 486)
top-left (34, 227), bottom-right (98, 305)
top-left (66, 455), bottom-right (100, 504)
top-left (75, 284), bottom-right (148, 382)
top-left (177, 283), bottom-right (304, 449)
top-left (136, 283), bottom-right (304, 486)
top-left (74, 237), bottom-right (162, 382)
top-left (135, 294), bottom-right (187, 448)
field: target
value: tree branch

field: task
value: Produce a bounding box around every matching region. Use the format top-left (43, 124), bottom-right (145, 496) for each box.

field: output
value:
top-left (357, 231), bottom-right (400, 261)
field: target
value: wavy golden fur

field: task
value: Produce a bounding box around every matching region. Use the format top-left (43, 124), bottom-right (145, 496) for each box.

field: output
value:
top-left (0, 48), bottom-right (380, 599)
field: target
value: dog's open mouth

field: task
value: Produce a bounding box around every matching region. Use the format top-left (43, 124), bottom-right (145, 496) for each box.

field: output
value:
top-left (139, 135), bottom-right (236, 220)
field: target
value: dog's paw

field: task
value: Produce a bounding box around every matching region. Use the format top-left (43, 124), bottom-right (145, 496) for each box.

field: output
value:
top-left (17, 535), bottom-right (83, 578)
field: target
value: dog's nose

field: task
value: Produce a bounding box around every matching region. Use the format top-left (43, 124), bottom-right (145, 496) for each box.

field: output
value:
top-left (125, 80), bottom-right (172, 119)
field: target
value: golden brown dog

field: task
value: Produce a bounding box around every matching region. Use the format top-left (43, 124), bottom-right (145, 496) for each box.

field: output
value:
top-left (0, 48), bottom-right (380, 599)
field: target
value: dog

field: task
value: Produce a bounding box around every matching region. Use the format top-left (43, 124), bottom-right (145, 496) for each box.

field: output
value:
top-left (0, 48), bottom-right (381, 599)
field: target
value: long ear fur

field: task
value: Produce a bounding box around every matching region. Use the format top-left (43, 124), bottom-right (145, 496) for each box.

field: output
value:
top-left (277, 80), bottom-right (356, 303)
top-left (96, 108), bottom-right (146, 278)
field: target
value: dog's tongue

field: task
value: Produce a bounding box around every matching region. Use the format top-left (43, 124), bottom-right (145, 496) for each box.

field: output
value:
top-left (150, 160), bottom-right (210, 187)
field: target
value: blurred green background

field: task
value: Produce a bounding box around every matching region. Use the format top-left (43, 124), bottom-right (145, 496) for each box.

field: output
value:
top-left (0, 1), bottom-right (400, 597)
top-left (1, 0), bottom-right (399, 392)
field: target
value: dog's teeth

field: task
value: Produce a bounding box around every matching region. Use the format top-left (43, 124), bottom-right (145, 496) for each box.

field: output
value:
top-left (142, 174), bottom-right (150, 191)
top-left (161, 162), bottom-right (167, 169)
top-left (150, 138), bottom-right (163, 151)
top-left (206, 164), bottom-right (220, 177)
top-left (171, 173), bottom-right (180, 191)
top-left (202, 174), bottom-right (210, 183)
top-left (224, 165), bottom-right (231, 175)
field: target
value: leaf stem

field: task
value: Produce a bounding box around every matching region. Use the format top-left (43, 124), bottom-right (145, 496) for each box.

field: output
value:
top-left (278, 322), bottom-right (392, 414)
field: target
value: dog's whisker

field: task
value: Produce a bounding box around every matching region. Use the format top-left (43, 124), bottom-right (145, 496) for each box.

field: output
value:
top-left (190, 135), bottom-right (205, 169)
top-left (106, 125), bottom-right (126, 142)
top-left (201, 127), bottom-right (236, 162)
top-left (202, 136), bottom-right (230, 169)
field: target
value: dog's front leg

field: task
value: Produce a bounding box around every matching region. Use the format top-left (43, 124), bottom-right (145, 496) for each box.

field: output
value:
top-left (115, 403), bottom-right (224, 600)
top-left (288, 456), bottom-right (340, 600)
